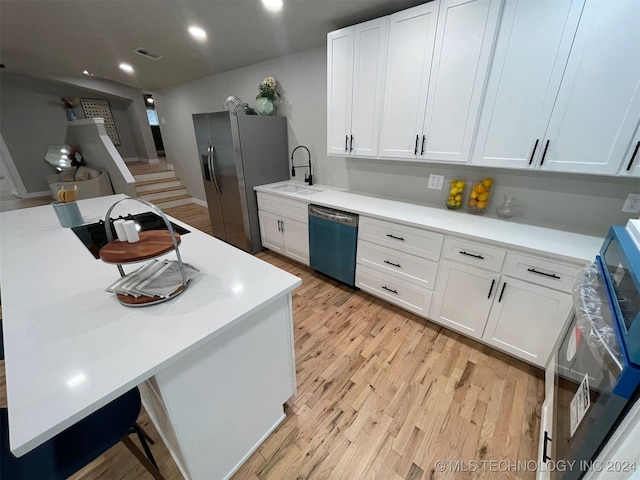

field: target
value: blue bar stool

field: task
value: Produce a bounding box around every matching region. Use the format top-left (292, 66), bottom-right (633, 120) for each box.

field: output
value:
top-left (1, 388), bottom-right (164, 480)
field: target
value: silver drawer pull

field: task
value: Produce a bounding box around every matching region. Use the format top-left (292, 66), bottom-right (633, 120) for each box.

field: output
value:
top-left (386, 234), bottom-right (405, 241)
top-left (527, 268), bottom-right (560, 280)
top-left (382, 286), bottom-right (398, 295)
top-left (384, 260), bottom-right (401, 268)
top-left (459, 250), bottom-right (484, 260)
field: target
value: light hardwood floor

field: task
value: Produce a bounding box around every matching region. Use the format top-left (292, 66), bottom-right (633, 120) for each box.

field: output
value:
top-left (0, 202), bottom-right (544, 480)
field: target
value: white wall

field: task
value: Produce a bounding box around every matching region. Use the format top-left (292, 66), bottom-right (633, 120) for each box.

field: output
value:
top-left (155, 47), bottom-right (344, 202)
top-left (155, 46), bottom-right (638, 237)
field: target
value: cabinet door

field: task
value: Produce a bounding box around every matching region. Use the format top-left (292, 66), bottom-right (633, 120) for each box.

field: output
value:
top-left (540, 0), bottom-right (640, 175)
top-left (327, 27), bottom-right (354, 156)
top-left (422, 0), bottom-right (502, 163)
top-left (471, 0), bottom-right (583, 169)
top-left (258, 211), bottom-right (283, 254)
top-left (281, 218), bottom-right (309, 265)
top-left (482, 277), bottom-right (573, 367)
top-left (350, 18), bottom-right (388, 157)
top-left (378, 2), bottom-right (439, 159)
top-left (429, 259), bottom-right (499, 340)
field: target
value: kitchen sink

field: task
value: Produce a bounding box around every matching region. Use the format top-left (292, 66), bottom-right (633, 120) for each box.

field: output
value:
top-left (271, 183), bottom-right (322, 196)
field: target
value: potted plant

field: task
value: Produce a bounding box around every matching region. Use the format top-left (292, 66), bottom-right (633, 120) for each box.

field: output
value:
top-left (255, 76), bottom-right (280, 116)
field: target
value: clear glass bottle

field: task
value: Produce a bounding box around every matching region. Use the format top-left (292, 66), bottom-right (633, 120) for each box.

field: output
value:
top-left (496, 195), bottom-right (516, 218)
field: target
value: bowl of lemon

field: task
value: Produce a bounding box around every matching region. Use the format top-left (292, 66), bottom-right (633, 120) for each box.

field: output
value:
top-left (467, 178), bottom-right (493, 214)
top-left (446, 180), bottom-right (466, 209)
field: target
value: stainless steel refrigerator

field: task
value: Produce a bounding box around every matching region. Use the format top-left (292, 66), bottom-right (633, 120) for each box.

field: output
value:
top-left (192, 111), bottom-right (289, 253)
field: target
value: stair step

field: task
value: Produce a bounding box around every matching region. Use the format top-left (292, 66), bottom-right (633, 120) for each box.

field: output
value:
top-left (136, 180), bottom-right (184, 194)
top-left (149, 194), bottom-right (194, 209)
top-left (133, 171), bottom-right (176, 183)
top-left (137, 187), bottom-right (188, 202)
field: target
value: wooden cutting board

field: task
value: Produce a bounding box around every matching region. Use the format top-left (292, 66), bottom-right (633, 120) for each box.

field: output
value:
top-left (99, 231), bottom-right (181, 264)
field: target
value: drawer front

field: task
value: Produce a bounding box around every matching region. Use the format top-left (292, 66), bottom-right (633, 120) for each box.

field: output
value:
top-left (357, 240), bottom-right (438, 289)
top-left (356, 264), bottom-right (432, 318)
top-left (256, 192), bottom-right (308, 223)
top-left (502, 252), bottom-right (579, 293)
top-left (442, 236), bottom-right (506, 272)
top-left (358, 216), bottom-right (443, 261)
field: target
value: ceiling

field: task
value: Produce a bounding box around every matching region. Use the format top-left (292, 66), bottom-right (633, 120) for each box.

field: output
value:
top-left (0, 0), bottom-right (425, 92)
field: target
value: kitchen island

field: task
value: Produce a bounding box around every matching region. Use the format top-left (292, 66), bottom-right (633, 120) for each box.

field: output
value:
top-left (0, 194), bottom-right (301, 479)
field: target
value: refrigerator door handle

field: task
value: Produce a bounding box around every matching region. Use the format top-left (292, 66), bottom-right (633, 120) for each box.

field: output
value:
top-left (209, 144), bottom-right (222, 195)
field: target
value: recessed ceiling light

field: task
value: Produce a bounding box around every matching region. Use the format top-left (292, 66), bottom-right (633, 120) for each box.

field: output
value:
top-left (119, 63), bottom-right (134, 73)
top-left (146, 97), bottom-right (154, 105)
top-left (188, 26), bottom-right (207, 40)
top-left (262, 0), bottom-right (283, 11)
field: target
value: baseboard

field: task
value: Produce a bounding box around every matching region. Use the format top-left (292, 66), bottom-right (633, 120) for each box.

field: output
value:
top-left (191, 198), bottom-right (208, 207)
top-left (123, 157), bottom-right (138, 163)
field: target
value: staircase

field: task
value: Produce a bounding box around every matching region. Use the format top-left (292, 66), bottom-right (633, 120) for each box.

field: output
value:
top-left (127, 161), bottom-right (194, 210)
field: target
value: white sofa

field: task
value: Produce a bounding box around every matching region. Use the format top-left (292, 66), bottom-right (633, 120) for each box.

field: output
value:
top-left (47, 166), bottom-right (114, 200)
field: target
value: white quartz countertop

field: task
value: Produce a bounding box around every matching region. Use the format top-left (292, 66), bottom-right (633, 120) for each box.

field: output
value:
top-left (0, 194), bottom-right (301, 456)
top-left (255, 181), bottom-right (603, 264)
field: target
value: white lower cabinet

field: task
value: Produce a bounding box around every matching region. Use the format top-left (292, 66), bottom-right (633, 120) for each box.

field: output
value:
top-left (258, 210), bottom-right (309, 265)
top-left (356, 264), bottom-right (433, 318)
top-left (482, 276), bottom-right (573, 367)
top-left (430, 252), bottom-right (574, 367)
top-left (256, 192), bottom-right (309, 265)
top-left (430, 259), bottom-right (499, 339)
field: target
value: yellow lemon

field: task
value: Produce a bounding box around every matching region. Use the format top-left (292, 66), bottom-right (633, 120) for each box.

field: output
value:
top-left (470, 190), bottom-right (479, 199)
top-left (468, 199), bottom-right (477, 207)
top-left (474, 184), bottom-right (486, 194)
top-left (478, 192), bottom-right (489, 201)
top-left (455, 194), bottom-right (462, 201)
top-left (477, 201), bottom-right (487, 209)
top-left (449, 187), bottom-right (458, 195)
top-left (456, 181), bottom-right (465, 189)
top-left (482, 178), bottom-right (493, 188)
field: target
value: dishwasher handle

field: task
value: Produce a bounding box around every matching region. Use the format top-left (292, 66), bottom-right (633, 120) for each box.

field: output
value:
top-left (309, 205), bottom-right (358, 227)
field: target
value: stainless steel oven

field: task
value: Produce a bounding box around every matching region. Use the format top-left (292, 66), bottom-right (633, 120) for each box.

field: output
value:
top-left (538, 224), bottom-right (640, 480)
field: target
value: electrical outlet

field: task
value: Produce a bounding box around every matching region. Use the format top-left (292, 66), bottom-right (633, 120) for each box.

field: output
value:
top-left (622, 193), bottom-right (640, 214)
top-left (427, 174), bottom-right (445, 190)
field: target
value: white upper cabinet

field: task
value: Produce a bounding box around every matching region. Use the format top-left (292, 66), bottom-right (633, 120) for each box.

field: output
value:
top-left (421, 0), bottom-right (502, 163)
top-left (473, 0), bottom-right (640, 176)
top-left (471, 0), bottom-right (584, 169)
top-left (378, 3), bottom-right (439, 159)
top-left (379, 0), bottom-right (502, 162)
top-left (540, 0), bottom-right (640, 175)
top-left (327, 18), bottom-right (388, 157)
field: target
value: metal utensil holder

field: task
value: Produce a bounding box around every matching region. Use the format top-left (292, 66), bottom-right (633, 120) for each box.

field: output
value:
top-left (103, 198), bottom-right (188, 299)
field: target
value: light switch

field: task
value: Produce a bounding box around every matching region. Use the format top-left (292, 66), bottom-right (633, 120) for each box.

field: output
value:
top-left (427, 174), bottom-right (445, 190)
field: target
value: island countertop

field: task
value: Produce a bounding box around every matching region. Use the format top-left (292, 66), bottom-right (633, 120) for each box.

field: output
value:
top-left (0, 194), bottom-right (301, 456)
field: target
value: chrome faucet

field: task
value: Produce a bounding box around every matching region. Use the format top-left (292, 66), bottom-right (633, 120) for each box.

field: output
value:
top-left (291, 145), bottom-right (313, 186)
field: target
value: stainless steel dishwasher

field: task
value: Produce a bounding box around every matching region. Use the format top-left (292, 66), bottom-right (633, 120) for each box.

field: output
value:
top-left (308, 205), bottom-right (358, 287)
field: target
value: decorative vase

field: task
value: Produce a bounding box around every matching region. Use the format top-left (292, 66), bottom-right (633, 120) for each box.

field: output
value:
top-left (256, 97), bottom-right (276, 116)
top-left (66, 108), bottom-right (77, 121)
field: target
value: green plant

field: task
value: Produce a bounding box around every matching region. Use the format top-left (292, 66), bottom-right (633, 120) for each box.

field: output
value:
top-left (256, 76), bottom-right (280, 102)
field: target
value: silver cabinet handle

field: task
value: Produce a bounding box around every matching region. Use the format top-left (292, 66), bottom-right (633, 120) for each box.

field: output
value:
top-left (210, 144), bottom-right (222, 194)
